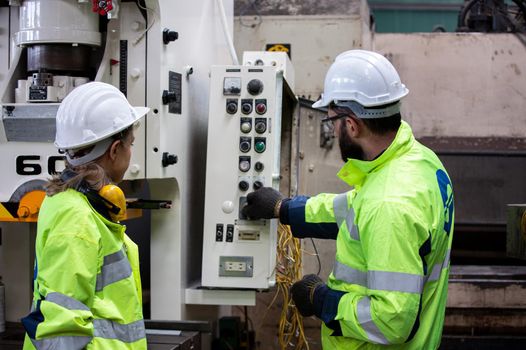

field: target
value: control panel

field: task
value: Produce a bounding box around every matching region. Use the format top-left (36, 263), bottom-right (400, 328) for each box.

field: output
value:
top-left (201, 65), bottom-right (286, 289)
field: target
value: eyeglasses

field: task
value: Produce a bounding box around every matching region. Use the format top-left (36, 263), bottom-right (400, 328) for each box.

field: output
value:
top-left (321, 112), bottom-right (349, 124)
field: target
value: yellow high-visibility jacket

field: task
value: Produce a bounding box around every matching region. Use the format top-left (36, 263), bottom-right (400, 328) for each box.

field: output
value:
top-left (22, 189), bottom-right (146, 349)
top-left (282, 121), bottom-right (454, 349)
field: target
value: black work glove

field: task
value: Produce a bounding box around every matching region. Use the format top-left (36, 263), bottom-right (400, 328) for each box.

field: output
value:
top-left (290, 274), bottom-right (326, 317)
top-left (242, 187), bottom-right (284, 219)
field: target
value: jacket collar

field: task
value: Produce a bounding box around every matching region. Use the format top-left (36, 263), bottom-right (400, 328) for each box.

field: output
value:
top-left (337, 121), bottom-right (415, 188)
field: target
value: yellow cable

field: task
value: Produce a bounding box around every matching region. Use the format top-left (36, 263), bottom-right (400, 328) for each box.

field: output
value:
top-left (274, 223), bottom-right (310, 350)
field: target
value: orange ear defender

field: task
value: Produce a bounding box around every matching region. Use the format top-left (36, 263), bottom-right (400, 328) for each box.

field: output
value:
top-left (98, 184), bottom-right (127, 222)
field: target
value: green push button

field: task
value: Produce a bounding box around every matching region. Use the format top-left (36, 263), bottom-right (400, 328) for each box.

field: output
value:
top-left (255, 141), bottom-right (266, 153)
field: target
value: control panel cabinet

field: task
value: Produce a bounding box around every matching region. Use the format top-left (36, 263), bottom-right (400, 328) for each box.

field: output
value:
top-left (202, 66), bottom-right (285, 289)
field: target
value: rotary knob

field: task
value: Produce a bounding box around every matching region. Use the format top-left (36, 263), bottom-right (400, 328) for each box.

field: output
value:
top-left (253, 181), bottom-right (263, 190)
top-left (239, 180), bottom-right (250, 191)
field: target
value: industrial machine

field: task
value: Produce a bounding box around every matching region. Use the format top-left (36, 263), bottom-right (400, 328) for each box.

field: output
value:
top-left (457, 0), bottom-right (526, 33)
top-left (0, 0), bottom-right (247, 338)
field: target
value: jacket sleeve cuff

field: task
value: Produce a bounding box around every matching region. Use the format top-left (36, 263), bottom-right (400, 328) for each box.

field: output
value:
top-left (280, 196), bottom-right (339, 239)
top-left (314, 286), bottom-right (345, 335)
top-left (279, 198), bottom-right (292, 224)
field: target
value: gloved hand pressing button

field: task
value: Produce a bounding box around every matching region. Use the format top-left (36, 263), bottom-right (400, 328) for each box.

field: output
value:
top-left (241, 187), bottom-right (284, 219)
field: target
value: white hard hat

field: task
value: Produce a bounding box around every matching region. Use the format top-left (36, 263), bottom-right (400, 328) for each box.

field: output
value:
top-left (312, 50), bottom-right (409, 118)
top-left (55, 82), bottom-right (149, 150)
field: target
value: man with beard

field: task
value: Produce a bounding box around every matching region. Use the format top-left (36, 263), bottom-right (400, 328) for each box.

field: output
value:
top-left (242, 50), bottom-right (454, 349)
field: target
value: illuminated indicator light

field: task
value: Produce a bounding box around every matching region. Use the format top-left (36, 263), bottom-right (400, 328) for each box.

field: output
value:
top-left (255, 141), bottom-right (266, 153)
top-left (256, 103), bottom-right (267, 114)
top-left (241, 122), bottom-right (252, 133)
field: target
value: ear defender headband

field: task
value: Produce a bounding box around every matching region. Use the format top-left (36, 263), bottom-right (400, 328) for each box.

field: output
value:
top-left (60, 169), bottom-right (127, 222)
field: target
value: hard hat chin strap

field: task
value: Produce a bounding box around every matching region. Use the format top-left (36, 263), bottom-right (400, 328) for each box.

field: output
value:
top-left (335, 100), bottom-right (401, 119)
top-left (65, 138), bottom-right (114, 167)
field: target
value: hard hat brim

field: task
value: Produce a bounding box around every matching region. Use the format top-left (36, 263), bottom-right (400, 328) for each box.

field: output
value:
top-left (134, 106), bottom-right (150, 119)
top-left (312, 99), bottom-right (326, 109)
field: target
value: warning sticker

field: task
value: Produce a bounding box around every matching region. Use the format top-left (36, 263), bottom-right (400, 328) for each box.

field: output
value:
top-left (266, 44), bottom-right (291, 58)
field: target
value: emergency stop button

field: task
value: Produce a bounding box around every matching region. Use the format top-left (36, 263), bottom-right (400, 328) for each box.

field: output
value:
top-left (247, 79), bottom-right (264, 95)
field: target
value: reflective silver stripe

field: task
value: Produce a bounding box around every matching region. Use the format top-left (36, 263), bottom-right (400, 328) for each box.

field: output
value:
top-left (46, 292), bottom-right (89, 311)
top-left (32, 336), bottom-right (91, 350)
top-left (368, 271), bottom-right (424, 294)
top-left (333, 260), bottom-right (367, 287)
top-left (427, 249), bottom-right (451, 283)
top-left (347, 208), bottom-right (360, 241)
top-left (357, 297), bottom-right (390, 345)
top-left (334, 261), bottom-right (424, 294)
top-left (104, 248), bottom-right (127, 265)
top-left (333, 193), bottom-right (360, 241)
top-left (96, 249), bottom-right (132, 292)
top-left (93, 319), bottom-right (146, 343)
top-left (333, 193), bottom-right (348, 228)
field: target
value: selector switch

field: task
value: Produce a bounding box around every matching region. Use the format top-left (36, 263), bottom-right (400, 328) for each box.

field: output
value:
top-left (238, 180), bottom-right (250, 191)
top-left (239, 156), bottom-right (251, 172)
top-left (255, 99), bottom-right (267, 114)
top-left (226, 99), bottom-right (238, 114)
top-left (255, 118), bottom-right (267, 134)
top-left (226, 224), bottom-right (234, 242)
top-left (216, 224), bottom-right (224, 242)
top-left (253, 180), bottom-right (263, 190)
top-left (254, 137), bottom-right (266, 153)
top-left (240, 117), bottom-right (252, 133)
top-left (239, 137), bottom-right (251, 153)
top-left (241, 99), bottom-right (253, 114)
top-left (254, 162), bottom-right (264, 172)
top-left (247, 79), bottom-right (264, 96)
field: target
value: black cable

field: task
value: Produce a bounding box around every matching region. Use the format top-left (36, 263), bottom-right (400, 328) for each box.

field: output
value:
top-left (310, 238), bottom-right (322, 276)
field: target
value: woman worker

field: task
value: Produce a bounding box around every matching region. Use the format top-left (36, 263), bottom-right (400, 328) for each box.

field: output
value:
top-left (22, 82), bottom-right (149, 349)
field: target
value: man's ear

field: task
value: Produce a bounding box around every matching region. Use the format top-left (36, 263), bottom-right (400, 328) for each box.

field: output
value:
top-left (345, 116), bottom-right (362, 138)
top-left (108, 140), bottom-right (121, 161)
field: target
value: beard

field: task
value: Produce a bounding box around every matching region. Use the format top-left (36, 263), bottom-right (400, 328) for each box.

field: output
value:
top-left (338, 121), bottom-right (365, 162)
